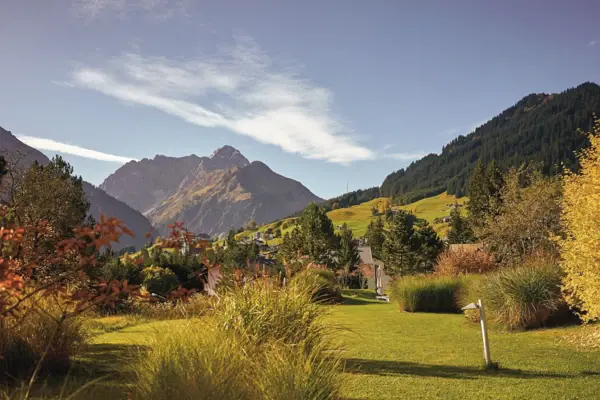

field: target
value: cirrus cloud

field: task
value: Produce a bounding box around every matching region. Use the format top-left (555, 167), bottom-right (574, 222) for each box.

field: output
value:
top-left (72, 0), bottom-right (190, 21)
top-left (64, 37), bottom-right (376, 164)
top-left (17, 135), bottom-right (137, 164)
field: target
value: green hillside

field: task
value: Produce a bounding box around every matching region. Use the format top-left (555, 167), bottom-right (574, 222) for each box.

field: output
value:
top-left (236, 192), bottom-right (467, 244)
top-left (381, 82), bottom-right (600, 204)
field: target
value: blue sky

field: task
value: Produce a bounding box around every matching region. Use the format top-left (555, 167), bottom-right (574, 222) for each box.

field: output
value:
top-left (1, 1), bottom-right (599, 199)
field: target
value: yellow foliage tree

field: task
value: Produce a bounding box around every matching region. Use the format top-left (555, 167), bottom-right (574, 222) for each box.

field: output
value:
top-left (560, 120), bottom-right (600, 322)
top-left (378, 198), bottom-right (391, 214)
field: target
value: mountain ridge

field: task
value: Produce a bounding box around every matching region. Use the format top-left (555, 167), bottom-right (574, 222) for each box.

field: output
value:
top-left (101, 145), bottom-right (323, 236)
top-left (0, 126), bottom-right (155, 250)
top-left (380, 81), bottom-right (600, 203)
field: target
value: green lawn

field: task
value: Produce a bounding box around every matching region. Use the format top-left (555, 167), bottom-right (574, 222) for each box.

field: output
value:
top-left (50, 299), bottom-right (600, 399)
top-left (333, 300), bottom-right (600, 400)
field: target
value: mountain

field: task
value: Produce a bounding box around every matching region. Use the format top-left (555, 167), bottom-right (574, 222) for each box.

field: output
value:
top-left (101, 146), bottom-right (323, 236)
top-left (381, 82), bottom-right (600, 204)
top-left (0, 126), bottom-right (154, 250)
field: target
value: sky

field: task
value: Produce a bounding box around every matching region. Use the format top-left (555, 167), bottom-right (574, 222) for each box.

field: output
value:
top-left (1, 0), bottom-right (600, 199)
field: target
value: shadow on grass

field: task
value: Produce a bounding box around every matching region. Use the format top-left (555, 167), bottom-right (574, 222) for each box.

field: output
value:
top-left (342, 297), bottom-right (384, 306)
top-left (344, 358), bottom-right (576, 380)
top-left (71, 343), bottom-right (147, 378)
top-left (49, 343), bottom-right (149, 399)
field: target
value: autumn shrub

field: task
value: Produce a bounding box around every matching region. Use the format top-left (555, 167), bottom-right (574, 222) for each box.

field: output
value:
top-left (392, 275), bottom-right (463, 313)
top-left (0, 296), bottom-right (87, 381)
top-left (434, 248), bottom-right (497, 276)
top-left (560, 121), bottom-right (600, 323)
top-left (290, 268), bottom-right (343, 303)
top-left (462, 256), bottom-right (567, 330)
top-left (141, 266), bottom-right (179, 296)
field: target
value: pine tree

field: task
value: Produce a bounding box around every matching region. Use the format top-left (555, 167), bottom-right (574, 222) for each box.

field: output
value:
top-left (447, 204), bottom-right (475, 244)
top-left (467, 160), bottom-right (488, 230)
top-left (365, 217), bottom-right (385, 259)
top-left (281, 203), bottom-right (339, 267)
top-left (336, 224), bottom-right (361, 288)
top-left (382, 211), bottom-right (416, 276)
top-left (411, 220), bottom-right (443, 273)
top-left (486, 160), bottom-right (504, 214)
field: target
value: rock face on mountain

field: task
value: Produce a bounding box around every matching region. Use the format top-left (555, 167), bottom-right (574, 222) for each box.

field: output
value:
top-left (0, 126), bottom-right (154, 250)
top-left (101, 146), bottom-right (323, 236)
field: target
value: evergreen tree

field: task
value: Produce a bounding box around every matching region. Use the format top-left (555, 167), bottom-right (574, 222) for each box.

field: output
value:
top-left (281, 203), bottom-right (339, 267)
top-left (467, 160), bottom-right (488, 230)
top-left (411, 220), bottom-right (443, 273)
top-left (365, 217), bottom-right (385, 259)
top-left (382, 211), bottom-right (416, 276)
top-left (447, 204), bottom-right (475, 244)
top-left (336, 224), bottom-right (361, 288)
top-left (486, 160), bottom-right (504, 214)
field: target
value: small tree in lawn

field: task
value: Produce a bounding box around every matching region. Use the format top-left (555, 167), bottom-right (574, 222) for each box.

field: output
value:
top-left (336, 224), bottom-right (361, 288)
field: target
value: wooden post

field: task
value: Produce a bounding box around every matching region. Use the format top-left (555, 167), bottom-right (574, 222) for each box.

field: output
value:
top-left (478, 299), bottom-right (492, 368)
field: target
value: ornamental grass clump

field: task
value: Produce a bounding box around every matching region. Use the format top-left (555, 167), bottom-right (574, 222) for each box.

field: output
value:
top-left (392, 275), bottom-right (464, 313)
top-left (133, 279), bottom-right (343, 400)
top-left (482, 259), bottom-right (565, 330)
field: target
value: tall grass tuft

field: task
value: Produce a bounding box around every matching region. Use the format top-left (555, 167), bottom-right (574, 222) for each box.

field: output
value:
top-left (482, 260), bottom-right (565, 330)
top-left (289, 268), bottom-right (343, 304)
top-left (218, 279), bottom-right (326, 347)
top-left (135, 322), bottom-right (251, 400)
top-left (392, 275), bottom-right (464, 313)
top-left (254, 342), bottom-right (342, 400)
top-left (133, 279), bottom-right (342, 400)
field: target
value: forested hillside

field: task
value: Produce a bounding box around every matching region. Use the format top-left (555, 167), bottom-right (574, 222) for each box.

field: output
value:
top-left (381, 82), bottom-right (600, 203)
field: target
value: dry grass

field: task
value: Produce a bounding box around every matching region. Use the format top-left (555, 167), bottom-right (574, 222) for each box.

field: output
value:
top-left (132, 280), bottom-right (342, 400)
top-left (0, 296), bottom-right (88, 382)
top-left (434, 248), bottom-right (497, 276)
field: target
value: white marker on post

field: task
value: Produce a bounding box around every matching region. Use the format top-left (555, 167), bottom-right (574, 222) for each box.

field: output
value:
top-left (461, 299), bottom-right (492, 368)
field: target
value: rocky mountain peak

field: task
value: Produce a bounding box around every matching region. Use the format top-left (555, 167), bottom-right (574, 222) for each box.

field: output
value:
top-left (209, 145), bottom-right (249, 169)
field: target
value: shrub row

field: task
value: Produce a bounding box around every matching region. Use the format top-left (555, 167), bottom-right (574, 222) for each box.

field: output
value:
top-left (392, 276), bottom-right (464, 313)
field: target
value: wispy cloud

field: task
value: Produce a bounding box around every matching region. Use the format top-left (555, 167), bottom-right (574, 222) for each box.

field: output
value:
top-left (589, 40), bottom-right (597, 47)
top-left (17, 136), bottom-right (137, 163)
top-left (72, 0), bottom-right (190, 21)
top-left (64, 37), bottom-right (375, 164)
top-left (385, 152), bottom-right (429, 161)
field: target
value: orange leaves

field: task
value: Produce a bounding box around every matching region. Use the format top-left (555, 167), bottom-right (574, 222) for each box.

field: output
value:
top-left (0, 210), bottom-right (140, 318)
